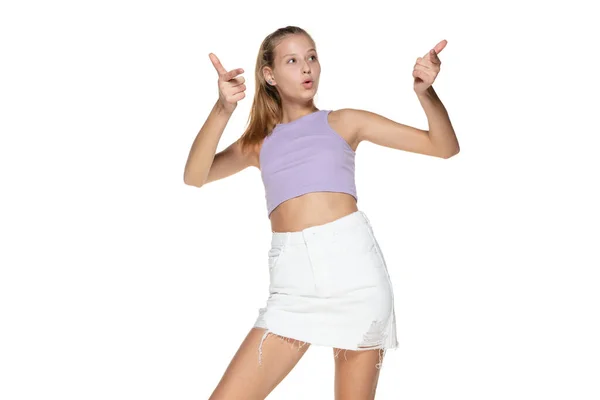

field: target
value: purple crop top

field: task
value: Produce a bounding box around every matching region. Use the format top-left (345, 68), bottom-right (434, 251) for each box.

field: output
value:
top-left (259, 109), bottom-right (358, 217)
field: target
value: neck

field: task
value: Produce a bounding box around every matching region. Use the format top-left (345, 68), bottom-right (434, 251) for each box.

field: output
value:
top-left (280, 105), bottom-right (319, 124)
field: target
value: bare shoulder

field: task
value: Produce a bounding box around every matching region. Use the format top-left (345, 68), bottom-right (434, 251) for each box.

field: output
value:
top-left (328, 108), bottom-right (383, 142)
top-left (325, 108), bottom-right (361, 152)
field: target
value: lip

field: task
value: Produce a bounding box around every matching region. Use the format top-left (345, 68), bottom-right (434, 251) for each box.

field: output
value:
top-left (302, 81), bottom-right (314, 89)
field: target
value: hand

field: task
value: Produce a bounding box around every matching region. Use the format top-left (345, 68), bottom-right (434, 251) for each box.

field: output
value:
top-left (209, 53), bottom-right (246, 113)
top-left (413, 40), bottom-right (447, 94)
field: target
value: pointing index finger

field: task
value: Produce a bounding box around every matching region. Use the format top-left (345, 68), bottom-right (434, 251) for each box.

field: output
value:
top-left (423, 40), bottom-right (446, 62)
top-left (432, 40), bottom-right (447, 56)
top-left (209, 53), bottom-right (228, 76)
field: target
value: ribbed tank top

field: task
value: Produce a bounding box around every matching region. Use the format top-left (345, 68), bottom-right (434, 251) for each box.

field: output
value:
top-left (259, 109), bottom-right (357, 217)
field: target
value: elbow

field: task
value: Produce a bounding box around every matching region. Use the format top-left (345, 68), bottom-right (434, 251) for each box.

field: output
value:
top-left (183, 174), bottom-right (205, 188)
top-left (184, 180), bottom-right (204, 188)
top-left (444, 149), bottom-right (460, 159)
top-left (184, 180), bottom-right (203, 188)
top-left (440, 144), bottom-right (460, 159)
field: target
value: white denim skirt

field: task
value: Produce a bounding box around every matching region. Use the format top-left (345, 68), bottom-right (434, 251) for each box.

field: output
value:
top-left (254, 210), bottom-right (398, 368)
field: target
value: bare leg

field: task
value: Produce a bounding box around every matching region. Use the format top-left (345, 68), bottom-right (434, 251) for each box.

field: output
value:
top-left (209, 327), bottom-right (311, 400)
top-left (333, 347), bottom-right (386, 400)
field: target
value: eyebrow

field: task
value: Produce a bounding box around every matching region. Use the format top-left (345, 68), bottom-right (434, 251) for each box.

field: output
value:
top-left (283, 48), bottom-right (316, 57)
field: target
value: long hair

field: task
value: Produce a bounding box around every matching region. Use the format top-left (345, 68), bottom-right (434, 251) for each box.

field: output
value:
top-left (239, 26), bottom-right (317, 155)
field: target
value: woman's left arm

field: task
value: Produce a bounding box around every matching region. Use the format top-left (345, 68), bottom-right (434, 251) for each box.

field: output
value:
top-left (350, 40), bottom-right (460, 159)
top-left (413, 85), bottom-right (460, 158)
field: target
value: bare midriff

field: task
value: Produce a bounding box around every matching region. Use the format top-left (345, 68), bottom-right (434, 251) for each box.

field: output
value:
top-left (268, 192), bottom-right (358, 233)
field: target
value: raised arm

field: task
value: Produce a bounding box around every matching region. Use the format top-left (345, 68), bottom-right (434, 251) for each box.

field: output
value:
top-left (183, 53), bottom-right (249, 187)
top-left (183, 101), bottom-right (252, 187)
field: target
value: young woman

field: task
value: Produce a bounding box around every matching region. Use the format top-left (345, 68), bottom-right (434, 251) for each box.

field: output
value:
top-left (184, 26), bottom-right (459, 400)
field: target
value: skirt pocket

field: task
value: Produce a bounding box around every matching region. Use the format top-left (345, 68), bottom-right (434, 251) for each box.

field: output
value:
top-left (325, 225), bottom-right (389, 293)
top-left (363, 224), bottom-right (394, 284)
top-left (268, 244), bottom-right (286, 272)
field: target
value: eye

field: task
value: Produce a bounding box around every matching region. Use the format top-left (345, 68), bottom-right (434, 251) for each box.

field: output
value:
top-left (287, 55), bottom-right (317, 64)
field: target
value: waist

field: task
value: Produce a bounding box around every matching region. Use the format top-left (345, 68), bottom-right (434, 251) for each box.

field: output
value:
top-left (271, 209), bottom-right (372, 246)
top-left (269, 192), bottom-right (358, 232)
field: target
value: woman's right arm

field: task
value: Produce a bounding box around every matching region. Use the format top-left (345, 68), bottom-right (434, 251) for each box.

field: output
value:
top-left (183, 53), bottom-right (250, 187)
top-left (183, 100), bottom-right (253, 187)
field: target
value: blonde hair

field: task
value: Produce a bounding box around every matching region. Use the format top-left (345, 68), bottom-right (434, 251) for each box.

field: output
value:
top-left (239, 26), bottom-right (317, 155)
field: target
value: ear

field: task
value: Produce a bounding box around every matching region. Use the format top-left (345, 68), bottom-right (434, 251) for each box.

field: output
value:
top-left (262, 66), bottom-right (275, 85)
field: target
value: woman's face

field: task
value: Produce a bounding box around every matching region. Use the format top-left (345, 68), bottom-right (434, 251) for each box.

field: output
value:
top-left (266, 35), bottom-right (321, 100)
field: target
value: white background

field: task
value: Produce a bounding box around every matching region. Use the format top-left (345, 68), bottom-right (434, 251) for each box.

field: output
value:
top-left (1, 0), bottom-right (599, 399)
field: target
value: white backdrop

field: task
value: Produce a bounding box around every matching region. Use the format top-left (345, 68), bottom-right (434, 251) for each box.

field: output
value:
top-left (1, 0), bottom-right (599, 399)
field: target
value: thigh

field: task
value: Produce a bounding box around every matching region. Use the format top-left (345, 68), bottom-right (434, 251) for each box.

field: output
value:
top-left (209, 327), bottom-right (311, 400)
top-left (333, 348), bottom-right (386, 400)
